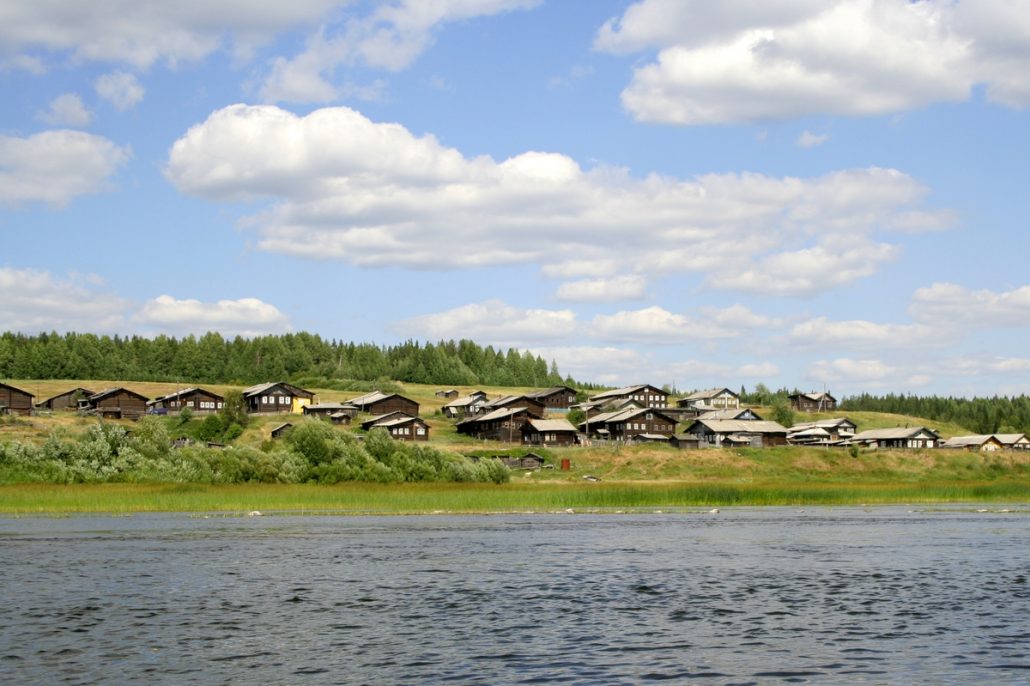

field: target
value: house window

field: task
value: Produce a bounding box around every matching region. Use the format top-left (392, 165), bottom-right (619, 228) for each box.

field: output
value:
top-left (416, 427), bottom-right (425, 435)
top-left (262, 396), bottom-right (269, 404)
top-left (646, 413), bottom-right (653, 420)
top-left (279, 396), bottom-right (289, 404)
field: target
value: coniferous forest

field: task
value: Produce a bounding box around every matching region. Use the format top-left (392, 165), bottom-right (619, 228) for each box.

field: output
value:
top-left (0, 331), bottom-right (577, 388)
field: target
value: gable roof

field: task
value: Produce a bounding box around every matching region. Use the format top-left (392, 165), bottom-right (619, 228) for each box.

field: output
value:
top-left (941, 435), bottom-right (1000, 448)
top-left (789, 418), bottom-right (857, 432)
top-left (699, 408), bottom-right (760, 421)
top-left (0, 382), bottom-right (33, 396)
top-left (524, 418), bottom-right (578, 433)
top-left (994, 433), bottom-right (1030, 445)
top-left (688, 419), bottom-right (788, 434)
top-left (589, 384), bottom-right (666, 400)
top-left (525, 386), bottom-right (577, 399)
top-left (790, 391), bottom-right (837, 402)
top-left (852, 427), bottom-right (940, 441)
top-left (243, 382), bottom-right (313, 399)
top-left (443, 394), bottom-right (487, 409)
top-left (89, 387), bottom-right (149, 402)
top-left (684, 387), bottom-right (738, 401)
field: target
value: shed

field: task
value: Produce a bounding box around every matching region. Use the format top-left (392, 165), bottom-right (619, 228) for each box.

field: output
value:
top-left (81, 388), bottom-right (150, 420)
top-left (36, 387), bottom-right (95, 412)
top-left (270, 422), bottom-right (294, 439)
top-left (0, 382), bottom-right (35, 416)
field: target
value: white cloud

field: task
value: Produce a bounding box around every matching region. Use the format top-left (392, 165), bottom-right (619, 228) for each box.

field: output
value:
top-left (527, 345), bottom-right (649, 385)
top-left (598, 0), bottom-right (1030, 124)
top-left (796, 130), bottom-right (829, 148)
top-left (807, 357), bottom-right (896, 383)
top-left (259, 0), bottom-right (540, 102)
top-left (589, 305), bottom-right (768, 343)
top-left (788, 316), bottom-right (939, 349)
top-left (0, 1), bottom-right (344, 70)
top-left (397, 300), bottom-right (578, 344)
top-left (167, 104), bottom-right (945, 294)
top-left (555, 275), bottom-right (646, 302)
top-left (909, 282), bottom-right (1030, 327)
top-left (737, 362), bottom-right (779, 378)
top-left (0, 267), bottom-right (129, 333)
top-left (95, 72), bottom-right (145, 111)
top-left (37, 93), bottom-right (92, 126)
top-left (0, 130), bottom-right (130, 206)
top-left (134, 295), bottom-right (292, 336)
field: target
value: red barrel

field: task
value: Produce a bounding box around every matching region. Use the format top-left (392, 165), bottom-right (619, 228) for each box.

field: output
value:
top-left (560, 458), bottom-right (571, 471)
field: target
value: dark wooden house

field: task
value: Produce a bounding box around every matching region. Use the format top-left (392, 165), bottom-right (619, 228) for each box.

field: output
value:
top-left (521, 418), bottom-right (579, 447)
top-left (684, 419), bottom-right (789, 448)
top-left (36, 387), bottom-right (95, 412)
top-left (243, 382), bottom-right (315, 414)
top-left (456, 406), bottom-right (539, 442)
top-left (147, 387), bottom-right (224, 414)
top-left (0, 382), bottom-right (34, 416)
top-left (81, 388), bottom-right (150, 420)
top-left (789, 392), bottom-right (837, 412)
top-left (526, 386), bottom-right (578, 412)
top-left (678, 387), bottom-right (740, 409)
top-left (435, 389), bottom-right (459, 399)
top-left (347, 391), bottom-right (420, 417)
top-left (367, 415), bottom-right (430, 442)
top-left (578, 406), bottom-right (678, 441)
top-left (478, 395), bottom-right (546, 419)
top-left (588, 384), bottom-right (669, 409)
top-left (851, 427), bottom-right (940, 449)
top-left (442, 392), bottom-right (488, 419)
top-left (303, 402), bottom-right (359, 420)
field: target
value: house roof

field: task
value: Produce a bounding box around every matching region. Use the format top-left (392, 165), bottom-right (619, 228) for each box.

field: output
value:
top-left (689, 419), bottom-right (788, 434)
top-left (304, 402), bottom-right (358, 411)
top-left (37, 387), bottom-right (94, 405)
top-left (589, 384), bottom-right (665, 400)
top-left (155, 387), bottom-right (223, 402)
top-left (790, 391), bottom-right (837, 402)
top-left (372, 415), bottom-right (427, 429)
top-left (89, 387), bottom-right (149, 402)
top-left (852, 427), bottom-right (940, 441)
top-left (941, 435), bottom-right (999, 448)
top-left (684, 387), bottom-right (737, 401)
top-left (444, 394), bottom-right (488, 409)
top-left (789, 418), bottom-right (857, 432)
top-left (465, 406), bottom-right (530, 423)
top-left (0, 382), bottom-right (33, 396)
top-left (243, 382), bottom-right (313, 399)
top-left (524, 418), bottom-right (577, 433)
top-left (526, 386), bottom-right (577, 399)
top-left (994, 433), bottom-right (1029, 445)
top-left (699, 408), bottom-right (759, 421)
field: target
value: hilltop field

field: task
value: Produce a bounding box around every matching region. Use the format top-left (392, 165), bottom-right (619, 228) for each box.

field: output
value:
top-left (1, 379), bottom-right (1028, 513)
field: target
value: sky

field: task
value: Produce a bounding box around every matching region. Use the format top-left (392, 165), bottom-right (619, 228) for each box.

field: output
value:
top-left (2, 0), bottom-right (1030, 397)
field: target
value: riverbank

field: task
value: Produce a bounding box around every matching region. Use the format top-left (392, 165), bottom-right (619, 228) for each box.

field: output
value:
top-left (1, 479), bottom-right (1027, 514)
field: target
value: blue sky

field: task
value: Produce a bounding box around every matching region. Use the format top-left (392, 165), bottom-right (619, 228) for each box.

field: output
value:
top-left (3, 0), bottom-right (1030, 396)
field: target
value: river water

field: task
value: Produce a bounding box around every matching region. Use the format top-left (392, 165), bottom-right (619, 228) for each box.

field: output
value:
top-left (0, 507), bottom-right (1027, 685)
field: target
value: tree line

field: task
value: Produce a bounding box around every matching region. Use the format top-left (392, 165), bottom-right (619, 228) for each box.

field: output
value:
top-left (839, 393), bottom-right (1030, 435)
top-left (0, 331), bottom-right (577, 388)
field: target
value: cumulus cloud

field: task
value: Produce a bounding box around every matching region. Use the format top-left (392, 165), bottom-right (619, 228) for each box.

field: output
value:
top-left (598, 0), bottom-right (1030, 124)
top-left (95, 72), bottom-right (145, 110)
top-left (590, 304), bottom-right (774, 343)
top-left (909, 282), bottom-right (1030, 327)
top-left (796, 130), bottom-right (829, 148)
top-left (0, 267), bottom-right (129, 332)
top-left (807, 357), bottom-right (897, 384)
top-left (259, 0), bottom-right (540, 102)
top-left (788, 316), bottom-right (939, 349)
top-left (0, 130), bottom-right (130, 206)
top-left (555, 275), bottom-right (647, 302)
top-left (167, 104), bottom-right (946, 295)
top-left (134, 295), bottom-right (292, 336)
top-left (396, 300), bottom-right (578, 344)
top-left (37, 93), bottom-right (92, 126)
top-left (0, 1), bottom-right (343, 70)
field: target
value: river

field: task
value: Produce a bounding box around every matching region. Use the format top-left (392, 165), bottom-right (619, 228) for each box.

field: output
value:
top-left (1, 507), bottom-right (1027, 684)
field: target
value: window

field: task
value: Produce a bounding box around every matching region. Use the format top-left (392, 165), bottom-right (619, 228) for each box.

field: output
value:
top-left (416, 427), bottom-right (425, 435)
top-left (646, 413), bottom-right (653, 420)
top-left (279, 396), bottom-right (289, 404)
top-left (262, 396), bottom-right (270, 404)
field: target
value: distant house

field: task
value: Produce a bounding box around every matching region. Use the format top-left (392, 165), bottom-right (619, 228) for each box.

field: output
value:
top-left (521, 418), bottom-right (579, 447)
top-left (851, 427), bottom-right (940, 449)
top-left (487, 452), bottom-right (547, 470)
top-left (243, 382), bottom-right (315, 415)
top-left (435, 389), bottom-right (459, 399)
top-left (346, 391), bottom-right (419, 417)
top-left (684, 419), bottom-right (789, 448)
top-left (788, 418), bottom-right (857, 444)
top-left (588, 384), bottom-right (669, 409)
top-left (442, 392), bottom-right (489, 419)
top-left (789, 392), bottom-right (837, 412)
top-left (578, 407), bottom-right (678, 441)
top-left (995, 434), bottom-right (1030, 450)
top-left (456, 406), bottom-right (539, 442)
top-left (367, 414), bottom-right (430, 442)
top-left (0, 382), bottom-right (34, 416)
top-left (478, 395), bottom-right (546, 419)
top-left (147, 387), bottom-right (224, 414)
top-left (525, 386), bottom-right (578, 412)
top-left (698, 407), bottom-right (762, 421)
top-left (941, 435), bottom-right (1006, 452)
top-left (303, 402), bottom-right (359, 420)
top-left (80, 388), bottom-right (150, 420)
top-left (36, 387), bottom-right (94, 412)
top-left (270, 422), bottom-right (293, 439)
top-left (678, 388), bottom-right (740, 410)
top-left (669, 434), bottom-right (701, 450)
top-left (360, 411), bottom-right (415, 431)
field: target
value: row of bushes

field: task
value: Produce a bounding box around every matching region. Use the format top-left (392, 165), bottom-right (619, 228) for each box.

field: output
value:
top-left (0, 418), bottom-right (510, 485)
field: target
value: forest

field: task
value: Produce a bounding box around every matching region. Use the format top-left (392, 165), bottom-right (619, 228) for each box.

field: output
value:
top-left (0, 331), bottom-right (579, 388)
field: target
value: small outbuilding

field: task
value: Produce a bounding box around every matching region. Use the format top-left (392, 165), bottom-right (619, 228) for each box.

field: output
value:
top-left (0, 382), bottom-right (35, 416)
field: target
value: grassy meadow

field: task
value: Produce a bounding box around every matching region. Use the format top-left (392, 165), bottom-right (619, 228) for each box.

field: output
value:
top-left (2, 378), bottom-right (1028, 513)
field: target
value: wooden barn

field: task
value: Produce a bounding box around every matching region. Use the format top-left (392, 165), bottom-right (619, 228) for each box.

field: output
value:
top-left (526, 386), bottom-right (579, 412)
top-left (0, 382), bottom-right (34, 416)
top-left (270, 422), bottom-right (293, 439)
top-left (588, 384), bottom-right (669, 409)
top-left (521, 418), bottom-right (579, 447)
top-left (684, 419), bottom-right (789, 448)
top-left (367, 415), bottom-right (430, 442)
top-left (147, 387), bottom-right (224, 414)
top-left (347, 391), bottom-right (420, 417)
top-left (243, 382), bottom-right (315, 414)
top-left (81, 388), bottom-right (150, 420)
top-left (36, 387), bottom-right (95, 412)
top-left (456, 406), bottom-right (540, 442)
top-left (789, 392), bottom-right (837, 412)
top-left (435, 389), bottom-right (459, 399)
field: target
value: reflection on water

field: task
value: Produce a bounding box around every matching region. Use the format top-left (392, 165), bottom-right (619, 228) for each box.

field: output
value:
top-left (1, 507), bottom-right (1027, 685)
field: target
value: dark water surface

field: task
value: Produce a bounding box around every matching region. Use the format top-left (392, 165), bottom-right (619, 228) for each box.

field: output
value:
top-left (1, 507), bottom-right (1027, 685)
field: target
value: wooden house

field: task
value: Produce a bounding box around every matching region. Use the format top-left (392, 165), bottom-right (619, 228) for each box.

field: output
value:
top-left (940, 435), bottom-right (1006, 451)
top-left (367, 415), bottom-right (430, 442)
top-left (456, 406), bottom-right (539, 442)
top-left (698, 407), bottom-right (762, 421)
top-left (442, 393), bottom-right (488, 419)
top-left (347, 391), bottom-right (419, 417)
top-left (360, 411), bottom-right (414, 431)
top-left (270, 422), bottom-right (293, 439)
top-left (788, 418), bottom-right (857, 444)
top-left (995, 433), bottom-right (1030, 450)
top-left (303, 402), bottom-right (359, 420)
top-left (578, 407), bottom-right (678, 441)
top-left (678, 388), bottom-right (740, 410)
top-left (684, 419), bottom-right (789, 448)
top-left (789, 392), bottom-right (837, 412)
top-left (669, 434), bottom-right (701, 450)
top-left (525, 386), bottom-right (578, 412)
top-left (630, 433), bottom-right (671, 444)
top-left (243, 382), bottom-right (315, 414)
top-left (435, 389), bottom-right (459, 399)
top-left (81, 388), bottom-right (150, 420)
top-left (478, 395), bottom-right (546, 419)
top-left (851, 427), bottom-right (940, 449)
top-left (0, 382), bottom-right (35, 416)
top-left (494, 453), bottom-right (546, 470)
top-left (36, 387), bottom-right (94, 412)
top-left (521, 418), bottom-right (579, 447)
top-left (147, 387), bottom-right (224, 414)
top-left (588, 384), bottom-right (669, 409)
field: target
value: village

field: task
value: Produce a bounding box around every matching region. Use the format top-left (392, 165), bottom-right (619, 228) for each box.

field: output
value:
top-left (3, 380), bottom-right (1027, 454)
